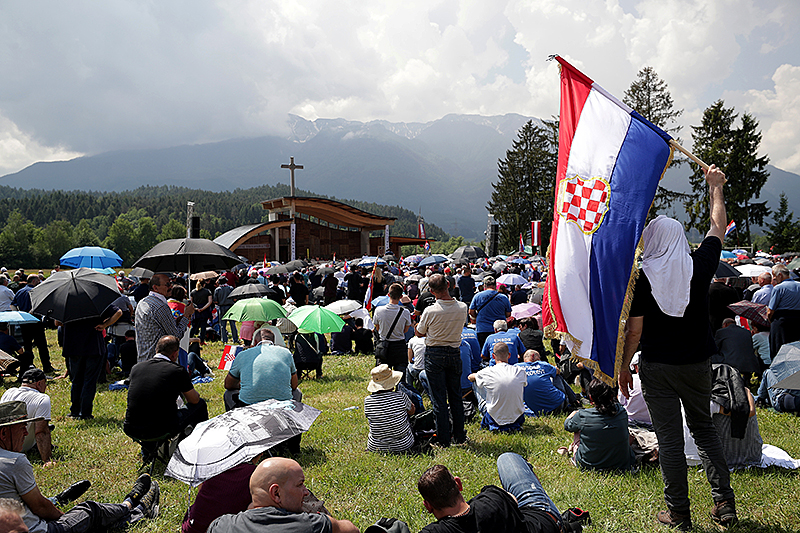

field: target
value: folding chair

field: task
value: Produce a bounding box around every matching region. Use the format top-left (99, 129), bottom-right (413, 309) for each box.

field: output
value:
top-left (130, 433), bottom-right (174, 475)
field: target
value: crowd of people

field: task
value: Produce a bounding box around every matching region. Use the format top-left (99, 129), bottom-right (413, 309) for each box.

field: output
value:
top-left (1, 163), bottom-right (800, 532)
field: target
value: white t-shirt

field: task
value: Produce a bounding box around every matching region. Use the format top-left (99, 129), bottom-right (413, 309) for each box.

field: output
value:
top-left (408, 335), bottom-right (427, 371)
top-left (475, 362), bottom-right (527, 425)
top-left (617, 373), bottom-right (651, 425)
top-left (0, 386), bottom-right (51, 453)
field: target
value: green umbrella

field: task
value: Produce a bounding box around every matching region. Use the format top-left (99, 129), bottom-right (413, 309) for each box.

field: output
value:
top-left (222, 298), bottom-right (287, 323)
top-left (288, 305), bottom-right (345, 334)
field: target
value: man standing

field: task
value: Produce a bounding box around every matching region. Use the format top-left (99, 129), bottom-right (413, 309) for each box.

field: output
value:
top-left (11, 275), bottom-right (53, 374)
top-left (213, 276), bottom-right (238, 345)
top-left (1, 370), bottom-right (53, 466)
top-left (135, 273), bottom-right (194, 362)
top-left (750, 272), bottom-right (773, 305)
top-left (619, 165), bottom-right (736, 530)
top-left (0, 401), bottom-right (159, 532)
top-left (124, 335), bottom-right (208, 445)
top-left (767, 263), bottom-right (800, 360)
top-left (373, 283), bottom-right (412, 372)
top-left (468, 343), bottom-right (527, 431)
top-left (416, 274), bottom-right (469, 447)
top-left (208, 457), bottom-right (358, 533)
top-left (469, 276), bottom-right (511, 348)
top-left (417, 454), bottom-right (562, 533)
top-left (456, 267), bottom-right (476, 305)
top-left (130, 276), bottom-right (151, 302)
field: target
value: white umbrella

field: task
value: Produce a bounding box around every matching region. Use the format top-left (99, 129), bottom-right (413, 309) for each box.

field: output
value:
top-left (349, 308), bottom-right (374, 330)
top-left (324, 299), bottom-right (362, 315)
top-left (496, 273), bottom-right (527, 286)
top-left (166, 400), bottom-right (321, 487)
top-left (734, 264), bottom-right (771, 278)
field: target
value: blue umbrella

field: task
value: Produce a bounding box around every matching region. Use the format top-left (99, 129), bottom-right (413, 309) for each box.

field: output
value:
top-left (0, 311), bottom-right (40, 324)
top-left (60, 246), bottom-right (123, 270)
top-left (358, 256), bottom-right (387, 267)
top-left (371, 295), bottom-right (390, 308)
top-left (510, 257), bottom-right (531, 264)
top-left (418, 254), bottom-right (449, 267)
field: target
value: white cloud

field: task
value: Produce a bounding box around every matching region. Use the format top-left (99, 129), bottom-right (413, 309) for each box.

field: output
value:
top-left (727, 64), bottom-right (800, 173)
top-left (0, 114), bottom-right (83, 176)
top-left (0, 0), bottom-right (797, 175)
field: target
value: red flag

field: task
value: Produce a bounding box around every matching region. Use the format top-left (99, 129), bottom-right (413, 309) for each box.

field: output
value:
top-left (363, 267), bottom-right (377, 311)
top-left (519, 233), bottom-right (524, 253)
top-left (531, 221), bottom-right (541, 247)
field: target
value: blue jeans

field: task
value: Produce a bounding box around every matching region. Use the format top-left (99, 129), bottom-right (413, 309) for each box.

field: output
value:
top-left (640, 359), bottom-right (734, 513)
top-left (424, 345), bottom-right (465, 446)
top-left (497, 452), bottom-right (561, 520)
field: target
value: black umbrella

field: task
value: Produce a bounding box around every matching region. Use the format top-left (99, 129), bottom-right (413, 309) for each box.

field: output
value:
top-left (133, 238), bottom-right (241, 273)
top-left (451, 245), bottom-right (487, 262)
top-left (283, 260), bottom-right (306, 272)
top-left (317, 267), bottom-right (335, 277)
top-left (715, 261), bottom-right (741, 278)
top-left (128, 267), bottom-right (155, 279)
top-left (266, 264), bottom-right (290, 275)
top-left (30, 268), bottom-right (122, 323)
top-left (228, 284), bottom-right (269, 301)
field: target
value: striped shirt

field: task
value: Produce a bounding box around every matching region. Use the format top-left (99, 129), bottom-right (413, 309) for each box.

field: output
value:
top-left (135, 292), bottom-right (191, 362)
top-left (364, 391), bottom-right (414, 453)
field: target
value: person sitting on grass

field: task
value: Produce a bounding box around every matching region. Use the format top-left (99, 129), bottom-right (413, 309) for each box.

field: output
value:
top-left (208, 457), bottom-right (358, 533)
top-left (0, 401), bottom-right (160, 532)
top-left (417, 454), bottom-right (563, 533)
top-left (351, 318), bottom-right (374, 354)
top-left (563, 378), bottom-right (637, 472)
top-left (364, 364), bottom-right (416, 454)
top-left (468, 342), bottom-right (527, 433)
top-left (0, 369), bottom-right (54, 467)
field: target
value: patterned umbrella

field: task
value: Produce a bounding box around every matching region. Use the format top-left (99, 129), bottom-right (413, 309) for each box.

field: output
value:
top-left (727, 300), bottom-right (769, 328)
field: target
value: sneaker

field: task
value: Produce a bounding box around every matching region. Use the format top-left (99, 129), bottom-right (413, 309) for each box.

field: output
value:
top-left (711, 500), bottom-right (738, 529)
top-left (124, 474), bottom-right (151, 508)
top-left (138, 479), bottom-right (160, 519)
top-left (53, 480), bottom-right (91, 507)
top-left (657, 509), bottom-right (692, 531)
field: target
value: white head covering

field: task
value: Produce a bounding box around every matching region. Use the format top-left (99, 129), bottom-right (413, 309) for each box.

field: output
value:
top-left (641, 216), bottom-right (693, 317)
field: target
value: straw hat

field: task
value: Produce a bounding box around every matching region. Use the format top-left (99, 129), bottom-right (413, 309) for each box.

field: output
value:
top-left (367, 364), bottom-right (403, 393)
top-left (0, 401), bottom-right (44, 428)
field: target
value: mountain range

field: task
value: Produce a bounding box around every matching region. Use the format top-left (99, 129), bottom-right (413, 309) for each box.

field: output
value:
top-left (2, 113), bottom-right (797, 240)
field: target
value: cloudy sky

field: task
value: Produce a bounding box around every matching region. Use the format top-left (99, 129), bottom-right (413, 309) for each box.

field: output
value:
top-left (1, 0), bottom-right (798, 177)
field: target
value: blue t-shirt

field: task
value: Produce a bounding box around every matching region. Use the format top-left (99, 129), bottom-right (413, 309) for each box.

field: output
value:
top-left (10, 285), bottom-right (33, 312)
top-left (460, 340), bottom-right (473, 390)
top-left (481, 331), bottom-right (525, 365)
top-left (461, 327), bottom-right (482, 372)
top-left (469, 290), bottom-right (511, 333)
top-left (516, 361), bottom-right (565, 416)
top-left (768, 280), bottom-right (800, 311)
top-left (229, 343), bottom-right (296, 405)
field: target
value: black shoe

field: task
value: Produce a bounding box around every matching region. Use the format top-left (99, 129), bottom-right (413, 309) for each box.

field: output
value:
top-left (124, 474), bottom-right (151, 508)
top-left (42, 366), bottom-right (57, 373)
top-left (53, 480), bottom-right (91, 506)
top-left (138, 479), bottom-right (160, 519)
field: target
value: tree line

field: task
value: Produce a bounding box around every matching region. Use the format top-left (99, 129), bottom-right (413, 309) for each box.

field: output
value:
top-left (488, 66), bottom-right (794, 254)
top-left (0, 184), bottom-right (449, 268)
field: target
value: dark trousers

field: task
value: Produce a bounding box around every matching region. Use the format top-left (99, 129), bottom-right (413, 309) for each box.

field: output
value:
top-left (68, 355), bottom-right (105, 418)
top-left (47, 501), bottom-right (138, 533)
top-left (376, 340), bottom-right (407, 373)
top-left (769, 311), bottom-right (800, 361)
top-left (424, 345), bottom-right (466, 446)
top-left (175, 399), bottom-right (209, 434)
top-left (640, 358), bottom-right (734, 513)
top-left (20, 321), bottom-right (51, 371)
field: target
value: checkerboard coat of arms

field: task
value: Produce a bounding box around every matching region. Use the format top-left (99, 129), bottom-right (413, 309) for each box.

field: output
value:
top-left (558, 175), bottom-right (610, 234)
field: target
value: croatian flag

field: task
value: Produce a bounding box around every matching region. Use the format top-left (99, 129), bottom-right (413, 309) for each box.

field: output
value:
top-left (542, 56), bottom-right (673, 384)
top-left (519, 233), bottom-right (525, 253)
top-left (725, 220), bottom-right (737, 237)
top-left (363, 267), bottom-right (376, 311)
top-left (424, 241), bottom-right (431, 253)
top-left (218, 345), bottom-right (243, 370)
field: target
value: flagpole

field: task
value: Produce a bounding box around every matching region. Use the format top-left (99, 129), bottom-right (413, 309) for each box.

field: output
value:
top-left (668, 140), bottom-right (708, 171)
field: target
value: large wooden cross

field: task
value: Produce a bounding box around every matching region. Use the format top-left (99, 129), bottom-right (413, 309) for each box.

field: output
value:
top-left (281, 157), bottom-right (303, 197)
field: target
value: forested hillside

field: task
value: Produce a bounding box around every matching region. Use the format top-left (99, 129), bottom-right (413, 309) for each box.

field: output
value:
top-left (0, 184), bottom-right (448, 267)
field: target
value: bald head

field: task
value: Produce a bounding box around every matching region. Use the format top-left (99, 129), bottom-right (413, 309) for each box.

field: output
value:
top-left (523, 349), bottom-right (540, 363)
top-left (250, 457), bottom-right (308, 512)
top-left (757, 272), bottom-right (772, 286)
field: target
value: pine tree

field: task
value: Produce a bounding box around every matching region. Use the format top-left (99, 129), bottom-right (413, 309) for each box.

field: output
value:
top-left (623, 66), bottom-right (689, 218)
top-left (486, 120), bottom-right (558, 253)
top-left (684, 100), bottom-right (770, 245)
top-left (766, 193), bottom-right (800, 253)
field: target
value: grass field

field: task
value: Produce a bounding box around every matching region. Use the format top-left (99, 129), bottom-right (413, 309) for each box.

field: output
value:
top-left (7, 332), bottom-right (800, 533)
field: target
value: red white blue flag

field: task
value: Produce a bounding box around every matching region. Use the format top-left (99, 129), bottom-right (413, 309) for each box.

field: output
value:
top-left (423, 241), bottom-right (431, 253)
top-left (543, 56), bottom-right (673, 384)
top-left (218, 345), bottom-right (243, 370)
top-left (363, 267), bottom-right (376, 311)
top-left (519, 233), bottom-right (524, 253)
top-left (725, 220), bottom-right (737, 237)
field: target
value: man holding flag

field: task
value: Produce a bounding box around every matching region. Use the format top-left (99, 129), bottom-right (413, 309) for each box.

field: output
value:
top-left (620, 165), bottom-right (736, 530)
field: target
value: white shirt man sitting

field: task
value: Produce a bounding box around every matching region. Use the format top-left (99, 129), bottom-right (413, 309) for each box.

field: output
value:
top-left (0, 369), bottom-right (53, 466)
top-left (468, 342), bottom-right (527, 432)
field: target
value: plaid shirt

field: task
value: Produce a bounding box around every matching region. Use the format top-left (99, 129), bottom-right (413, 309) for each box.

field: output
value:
top-left (135, 292), bottom-right (191, 362)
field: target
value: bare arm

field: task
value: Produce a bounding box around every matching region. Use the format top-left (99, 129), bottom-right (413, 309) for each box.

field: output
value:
top-left (224, 373), bottom-right (241, 391)
top-left (705, 164), bottom-right (727, 243)
top-left (96, 309), bottom-right (123, 331)
top-left (329, 517), bottom-right (360, 533)
top-left (183, 388), bottom-right (201, 405)
top-left (34, 420), bottom-right (53, 464)
top-left (291, 373), bottom-right (299, 391)
top-left (618, 316), bottom-right (643, 399)
top-left (20, 486), bottom-right (63, 520)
